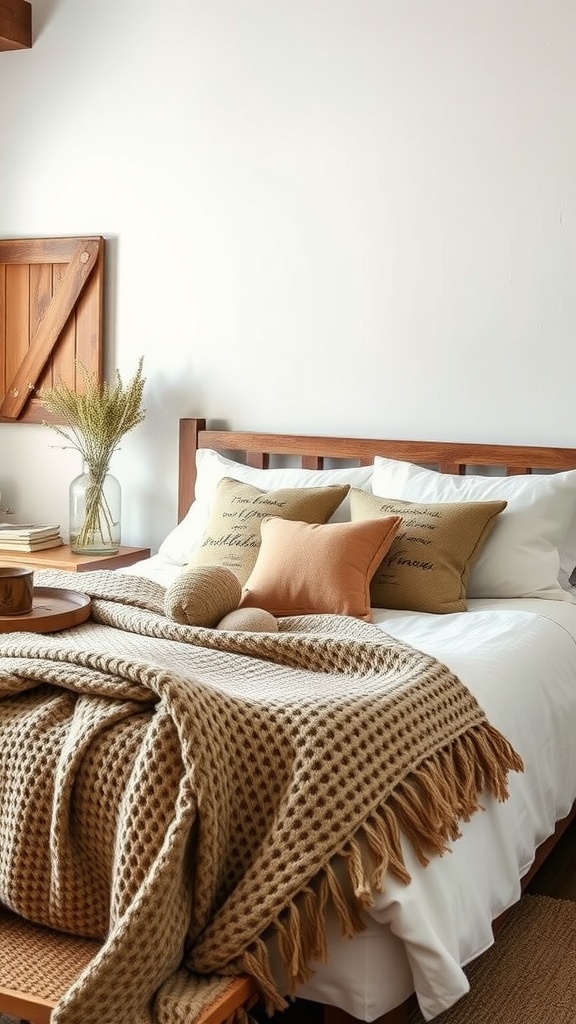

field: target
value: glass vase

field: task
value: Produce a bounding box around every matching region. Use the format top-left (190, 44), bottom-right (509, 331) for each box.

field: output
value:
top-left (69, 464), bottom-right (121, 554)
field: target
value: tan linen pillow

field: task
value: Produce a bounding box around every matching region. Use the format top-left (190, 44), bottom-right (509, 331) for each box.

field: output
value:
top-left (240, 514), bottom-right (402, 621)
top-left (349, 489), bottom-right (506, 613)
top-left (188, 478), bottom-right (350, 585)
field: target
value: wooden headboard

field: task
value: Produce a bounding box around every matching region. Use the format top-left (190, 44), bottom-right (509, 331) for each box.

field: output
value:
top-left (178, 418), bottom-right (576, 523)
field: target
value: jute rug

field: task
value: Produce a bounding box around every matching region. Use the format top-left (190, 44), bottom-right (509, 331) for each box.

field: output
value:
top-left (410, 894), bottom-right (576, 1023)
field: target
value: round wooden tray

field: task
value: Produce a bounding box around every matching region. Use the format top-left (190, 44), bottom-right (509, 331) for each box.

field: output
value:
top-left (0, 587), bottom-right (91, 634)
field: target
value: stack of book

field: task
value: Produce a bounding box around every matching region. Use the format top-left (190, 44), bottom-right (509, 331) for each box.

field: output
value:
top-left (0, 523), bottom-right (63, 552)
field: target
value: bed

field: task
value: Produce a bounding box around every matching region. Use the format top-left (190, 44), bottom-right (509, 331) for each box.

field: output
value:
top-left (1, 417), bottom-right (576, 1024)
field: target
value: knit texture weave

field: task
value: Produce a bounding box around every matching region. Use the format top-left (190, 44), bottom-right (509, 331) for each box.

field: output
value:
top-left (0, 569), bottom-right (523, 1023)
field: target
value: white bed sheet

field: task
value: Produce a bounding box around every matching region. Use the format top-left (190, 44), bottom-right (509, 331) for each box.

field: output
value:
top-left (117, 558), bottom-right (576, 1021)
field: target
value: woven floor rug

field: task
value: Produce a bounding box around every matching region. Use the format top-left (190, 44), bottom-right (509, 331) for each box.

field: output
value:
top-left (409, 894), bottom-right (576, 1023)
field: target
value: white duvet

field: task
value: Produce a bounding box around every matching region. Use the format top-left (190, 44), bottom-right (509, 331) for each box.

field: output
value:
top-left (298, 598), bottom-right (576, 1021)
top-left (119, 558), bottom-right (576, 1021)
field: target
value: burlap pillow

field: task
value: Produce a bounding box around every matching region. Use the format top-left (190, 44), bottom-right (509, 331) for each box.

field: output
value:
top-left (188, 478), bottom-right (349, 585)
top-left (349, 489), bottom-right (507, 613)
top-left (239, 514), bottom-right (401, 621)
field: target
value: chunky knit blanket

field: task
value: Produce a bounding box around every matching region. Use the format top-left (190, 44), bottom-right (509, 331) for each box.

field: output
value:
top-left (0, 570), bottom-right (523, 1024)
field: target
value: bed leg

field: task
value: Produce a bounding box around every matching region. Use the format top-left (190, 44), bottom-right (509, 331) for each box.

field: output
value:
top-left (324, 998), bottom-right (412, 1024)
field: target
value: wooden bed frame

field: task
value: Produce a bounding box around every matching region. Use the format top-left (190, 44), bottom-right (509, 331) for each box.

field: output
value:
top-left (177, 418), bottom-right (576, 522)
top-left (177, 417), bottom-right (576, 1024)
top-left (3, 418), bottom-right (574, 1024)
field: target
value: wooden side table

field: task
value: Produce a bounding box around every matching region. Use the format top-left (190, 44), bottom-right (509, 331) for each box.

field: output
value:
top-left (0, 545), bottom-right (151, 573)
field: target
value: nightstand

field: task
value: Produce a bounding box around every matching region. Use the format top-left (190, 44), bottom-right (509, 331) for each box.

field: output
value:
top-left (0, 545), bottom-right (151, 573)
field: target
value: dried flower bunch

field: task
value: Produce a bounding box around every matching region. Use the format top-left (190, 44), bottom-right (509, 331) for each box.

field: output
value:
top-left (42, 358), bottom-right (146, 473)
top-left (42, 358), bottom-right (146, 549)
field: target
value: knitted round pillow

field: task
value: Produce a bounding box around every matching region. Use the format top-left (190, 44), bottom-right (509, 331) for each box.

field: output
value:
top-left (216, 607), bottom-right (279, 632)
top-left (164, 565), bottom-right (242, 627)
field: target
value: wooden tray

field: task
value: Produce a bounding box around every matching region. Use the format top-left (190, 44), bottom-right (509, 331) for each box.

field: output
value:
top-left (0, 587), bottom-right (91, 633)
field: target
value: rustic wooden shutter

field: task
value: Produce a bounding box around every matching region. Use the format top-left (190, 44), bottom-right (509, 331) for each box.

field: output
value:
top-left (0, 236), bottom-right (104, 423)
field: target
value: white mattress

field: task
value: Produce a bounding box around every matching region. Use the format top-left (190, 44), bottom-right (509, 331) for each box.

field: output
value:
top-left (118, 558), bottom-right (576, 1021)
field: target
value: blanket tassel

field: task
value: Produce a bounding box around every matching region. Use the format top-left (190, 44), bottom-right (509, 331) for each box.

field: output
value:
top-left (237, 722), bottom-right (523, 1012)
top-left (241, 940), bottom-right (288, 1015)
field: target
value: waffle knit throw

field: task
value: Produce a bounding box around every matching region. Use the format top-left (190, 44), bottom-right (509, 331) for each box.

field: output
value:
top-left (0, 570), bottom-right (523, 1024)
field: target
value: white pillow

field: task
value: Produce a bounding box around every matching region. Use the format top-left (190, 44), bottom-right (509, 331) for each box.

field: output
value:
top-left (159, 449), bottom-right (374, 565)
top-left (372, 456), bottom-right (576, 602)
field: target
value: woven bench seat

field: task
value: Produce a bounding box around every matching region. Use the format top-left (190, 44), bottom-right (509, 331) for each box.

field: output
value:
top-left (0, 906), bottom-right (257, 1024)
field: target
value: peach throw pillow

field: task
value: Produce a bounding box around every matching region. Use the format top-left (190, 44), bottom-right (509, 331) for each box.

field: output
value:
top-left (240, 515), bottom-right (401, 621)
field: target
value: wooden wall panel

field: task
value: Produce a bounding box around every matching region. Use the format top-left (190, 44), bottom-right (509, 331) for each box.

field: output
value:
top-left (0, 236), bottom-right (104, 423)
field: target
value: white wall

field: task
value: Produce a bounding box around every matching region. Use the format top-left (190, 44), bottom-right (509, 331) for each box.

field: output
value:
top-left (1, 0), bottom-right (575, 552)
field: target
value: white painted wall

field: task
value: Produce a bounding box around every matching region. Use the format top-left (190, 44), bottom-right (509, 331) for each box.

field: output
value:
top-left (1, 0), bottom-right (574, 552)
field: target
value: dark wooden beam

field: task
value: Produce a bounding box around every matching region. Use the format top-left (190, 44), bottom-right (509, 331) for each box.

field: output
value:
top-left (0, 0), bottom-right (32, 51)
